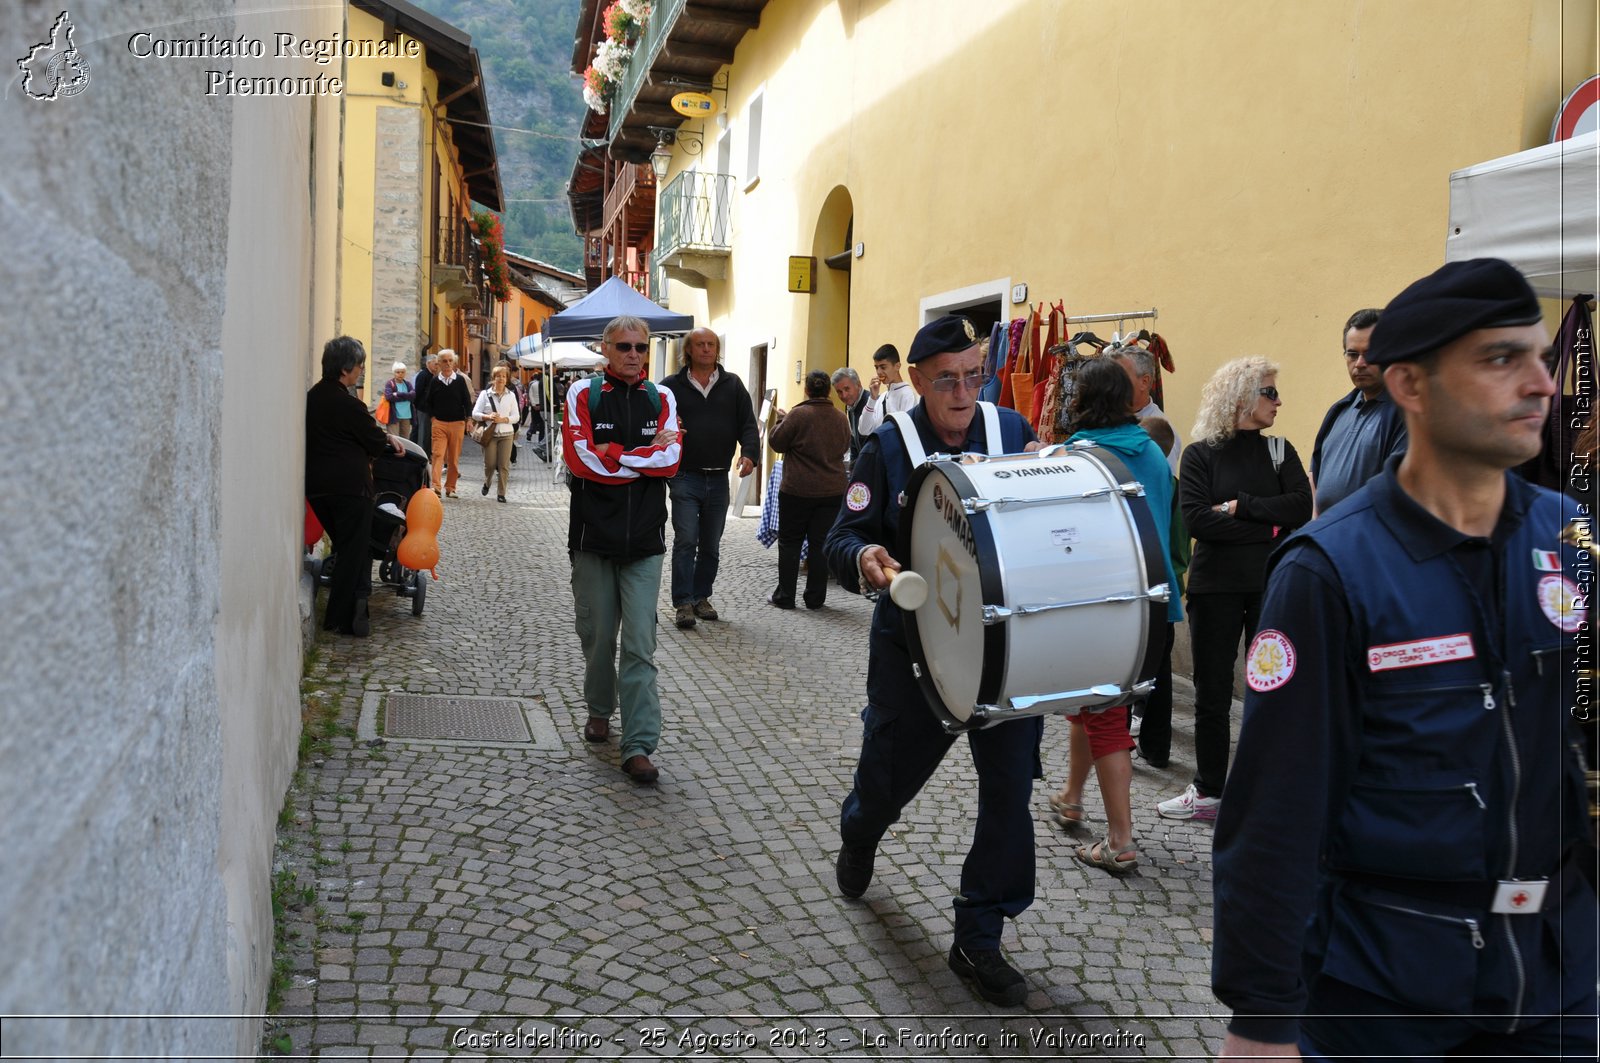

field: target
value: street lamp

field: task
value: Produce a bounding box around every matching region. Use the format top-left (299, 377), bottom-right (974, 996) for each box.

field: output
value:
top-left (649, 137), bottom-right (671, 180)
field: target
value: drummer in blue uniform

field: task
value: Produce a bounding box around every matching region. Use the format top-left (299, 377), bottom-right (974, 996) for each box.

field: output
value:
top-left (1212, 258), bottom-right (1597, 1058)
top-left (824, 315), bottom-right (1043, 1006)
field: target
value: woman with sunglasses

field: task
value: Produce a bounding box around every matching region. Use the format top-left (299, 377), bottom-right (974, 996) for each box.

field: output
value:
top-left (1156, 357), bottom-right (1310, 823)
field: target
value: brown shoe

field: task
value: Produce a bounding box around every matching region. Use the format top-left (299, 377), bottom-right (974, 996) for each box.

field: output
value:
top-left (622, 754), bottom-right (659, 784)
top-left (693, 598), bottom-right (718, 621)
top-left (674, 603), bottom-right (697, 629)
top-left (583, 717), bottom-right (610, 743)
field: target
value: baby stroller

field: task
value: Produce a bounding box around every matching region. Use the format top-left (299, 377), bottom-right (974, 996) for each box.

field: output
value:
top-left (316, 437), bottom-right (431, 617)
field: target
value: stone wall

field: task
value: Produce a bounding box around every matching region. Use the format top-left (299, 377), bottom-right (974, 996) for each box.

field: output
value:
top-left (372, 105), bottom-right (426, 369)
top-left (0, 0), bottom-right (335, 1055)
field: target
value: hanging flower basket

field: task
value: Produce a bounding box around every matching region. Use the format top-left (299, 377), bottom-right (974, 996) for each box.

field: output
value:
top-left (472, 209), bottom-right (513, 304)
top-left (580, 1), bottom-right (651, 114)
top-left (582, 65), bottom-right (610, 114)
top-left (603, 1), bottom-right (641, 45)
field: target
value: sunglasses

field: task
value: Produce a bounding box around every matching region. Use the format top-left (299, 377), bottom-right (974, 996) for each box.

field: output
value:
top-left (1258, 386), bottom-right (1280, 400)
top-left (611, 341), bottom-right (650, 354)
top-left (922, 370), bottom-right (989, 393)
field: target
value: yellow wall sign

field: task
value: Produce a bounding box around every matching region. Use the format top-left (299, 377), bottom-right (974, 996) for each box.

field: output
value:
top-left (671, 92), bottom-right (718, 118)
top-left (788, 256), bottom-right (816, 294)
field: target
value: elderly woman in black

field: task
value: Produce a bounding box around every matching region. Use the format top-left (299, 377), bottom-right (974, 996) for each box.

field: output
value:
top-left (306, 336), bottom-right (404, 636)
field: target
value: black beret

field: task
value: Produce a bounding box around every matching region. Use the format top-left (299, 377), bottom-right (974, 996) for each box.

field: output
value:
top-left (1367, 258), bottom-right (1543, 366)
top-left (907, 315), bottom-right (981, 364)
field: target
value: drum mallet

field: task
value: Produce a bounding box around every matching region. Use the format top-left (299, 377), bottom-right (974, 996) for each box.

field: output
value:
top-left (887, 570), bottom-right (928, 611)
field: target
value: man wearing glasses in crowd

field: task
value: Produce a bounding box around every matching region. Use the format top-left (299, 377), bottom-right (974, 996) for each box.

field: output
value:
top-left (824, 315), bottom-right (1045, 1008)
top-left (562, 316), bottom-right (682, 784)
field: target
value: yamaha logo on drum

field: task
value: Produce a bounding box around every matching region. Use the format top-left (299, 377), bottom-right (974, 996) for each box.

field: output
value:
top-left (931, 482), bottom-right (978, 561)
top-left (999, 465), bottom-right (1072, 478)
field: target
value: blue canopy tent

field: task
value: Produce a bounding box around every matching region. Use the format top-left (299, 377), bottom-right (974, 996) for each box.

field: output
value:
top-left (532, 278), bottom-right (693, 468)
top-left (541, 275), bottom-right (694, 341)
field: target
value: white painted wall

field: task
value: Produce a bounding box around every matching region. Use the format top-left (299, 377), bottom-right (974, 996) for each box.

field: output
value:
top-left (0, 1), bottom-right (336, 1055)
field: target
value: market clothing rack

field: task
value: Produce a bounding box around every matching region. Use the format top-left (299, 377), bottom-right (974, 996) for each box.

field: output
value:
top-left (1064, 307), bottom-right (1159, 325)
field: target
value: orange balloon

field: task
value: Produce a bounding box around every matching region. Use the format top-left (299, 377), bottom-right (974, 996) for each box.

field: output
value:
top-left (396, 535), bottom-right (439, 573)
top-left (398, 487), bottom-right (442, 577)
top-left (405, 487), bottom-right (442, 533)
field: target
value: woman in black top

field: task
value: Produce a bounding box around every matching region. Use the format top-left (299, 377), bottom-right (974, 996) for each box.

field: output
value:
top-left (306, 336), bottom-right (404, 636)
top-left (1156, 357), bottom-right (1311, 821)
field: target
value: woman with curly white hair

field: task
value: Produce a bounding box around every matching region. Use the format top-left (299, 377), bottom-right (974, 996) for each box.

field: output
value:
top-left (1156, 356), bottom-right (1311, 822)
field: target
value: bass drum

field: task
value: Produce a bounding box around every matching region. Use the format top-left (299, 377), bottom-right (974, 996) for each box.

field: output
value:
top-left (897, 446), bottom-right (1168, 733)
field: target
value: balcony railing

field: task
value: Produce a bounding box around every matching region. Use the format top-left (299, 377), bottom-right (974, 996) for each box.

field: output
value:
top-left (433, 216), bottom-right (484, 303)
top-left (435, 217), bottom-right (480, 271)
top-left (606, 0), bottom-right (688, 144)
top-left (657, 169), bottom-right (733, 262)
top-left (602, 163), bottom-right (654, 232)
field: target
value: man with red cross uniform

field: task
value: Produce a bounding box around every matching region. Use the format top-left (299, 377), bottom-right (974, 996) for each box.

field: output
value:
top-left (1211, 259), bottom-right (1597, 1058)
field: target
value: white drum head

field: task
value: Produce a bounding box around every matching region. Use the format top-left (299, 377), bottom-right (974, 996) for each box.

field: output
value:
top-left (903, 465), bottom-right (990, 723)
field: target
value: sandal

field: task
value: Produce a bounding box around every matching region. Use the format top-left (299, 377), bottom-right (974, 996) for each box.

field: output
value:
top-left (1047, 793), bottom-right (1088, 824)
top-left (1074, 836), bottom-right (1139, 875)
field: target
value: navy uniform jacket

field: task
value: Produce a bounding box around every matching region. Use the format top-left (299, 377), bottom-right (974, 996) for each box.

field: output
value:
top-left (823, 403), bottom-right (1036, 710)
top-left (1212, 458), bottom-right (1596, 1044)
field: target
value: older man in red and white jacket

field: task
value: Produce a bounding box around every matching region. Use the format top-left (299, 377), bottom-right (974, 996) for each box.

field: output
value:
top-left (563, 315), bottom-right (681, 784)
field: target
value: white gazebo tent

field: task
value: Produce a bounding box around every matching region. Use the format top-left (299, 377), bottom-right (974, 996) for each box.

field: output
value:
top-left (1446, 131), bottom-right (1599, 298)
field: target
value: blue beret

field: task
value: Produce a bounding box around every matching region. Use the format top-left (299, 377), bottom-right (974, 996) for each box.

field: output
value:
top-left (907, 315), bottom-right (981, 364)
top-left (1367, 258), bottom-right (1543, 366)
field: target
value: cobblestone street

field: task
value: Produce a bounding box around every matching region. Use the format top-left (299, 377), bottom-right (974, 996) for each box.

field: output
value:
top-left (266, 443), bottom-right (1232, 1059)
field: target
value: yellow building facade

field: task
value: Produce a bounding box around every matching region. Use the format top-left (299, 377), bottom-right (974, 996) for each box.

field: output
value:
top-left (635, 0), bottom-right (1595, 451)
top-left (337, 0), bottom-right (503, 398)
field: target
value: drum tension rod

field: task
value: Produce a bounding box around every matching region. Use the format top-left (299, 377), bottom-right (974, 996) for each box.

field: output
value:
top-left (965, 482), bottom-right (1145, 513)
top-left (982, 584), bottom-right (1171, 623)
top-left (1006, 679), bottom-right (1157, 713)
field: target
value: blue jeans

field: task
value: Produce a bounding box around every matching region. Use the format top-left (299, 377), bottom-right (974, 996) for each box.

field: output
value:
top-left (570, 551), bottom-right (664, 761)
top-left (668, 470), bottom-right (730, 606)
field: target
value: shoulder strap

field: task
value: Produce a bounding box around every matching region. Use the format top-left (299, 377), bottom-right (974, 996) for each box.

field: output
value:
top-left (588, 374), bottom-right (662, 417)
top-left (887, 411), bottom-right (927, 468)
top-left (1267, 434), bottom-right (1284, 471)
top-left (891, 404), bottom-right (1003, 465)
top-left (978, 401), bottom-right (1002, 455)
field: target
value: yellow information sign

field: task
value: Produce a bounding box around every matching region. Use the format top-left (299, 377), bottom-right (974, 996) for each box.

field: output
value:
top-left (671, 91), bottom-right (718, 118)
top-left (788, 256), bottom-right (816, 294)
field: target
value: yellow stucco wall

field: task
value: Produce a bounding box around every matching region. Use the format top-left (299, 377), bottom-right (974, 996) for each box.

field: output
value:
top-left (339, 5), bottom-right (481, 397)
top-left (658, 0), bottom-right (1597, 453)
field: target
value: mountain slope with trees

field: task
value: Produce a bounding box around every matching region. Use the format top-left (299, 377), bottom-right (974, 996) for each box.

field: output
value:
top-left (412, 0), bottom-right (586, 272)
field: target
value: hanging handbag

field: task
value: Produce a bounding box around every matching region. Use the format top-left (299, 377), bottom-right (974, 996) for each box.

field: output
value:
top-left (470, 395), bottom-right (492, 445)
top-left (1007, 306), bottom-right (1042, 414)
top-left (374, 397), bottom-right (391, 425)
top-left (996, 317), bottom-right (1025, 408)
top-left (1028, 302), bottom-right (1064, 429)
top-left (1517, 295), bottom-right (1595, 491)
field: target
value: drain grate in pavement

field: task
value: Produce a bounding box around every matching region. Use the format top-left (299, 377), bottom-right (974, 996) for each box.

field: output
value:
top-left (384, 694), bottom-right (531, 742)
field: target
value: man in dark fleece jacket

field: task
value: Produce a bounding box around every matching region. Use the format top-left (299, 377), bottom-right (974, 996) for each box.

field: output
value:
top-left (658, 327), bottom-right (759, 629)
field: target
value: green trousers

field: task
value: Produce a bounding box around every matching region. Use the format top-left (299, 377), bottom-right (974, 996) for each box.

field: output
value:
top-left (570, 550), bottom-right (663, 760)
